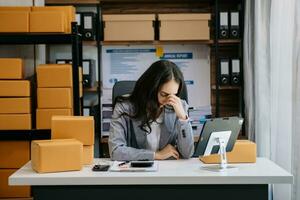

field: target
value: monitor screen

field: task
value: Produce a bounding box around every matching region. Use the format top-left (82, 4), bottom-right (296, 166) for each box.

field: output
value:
top-left (193, 117), bottom-right (244, 157)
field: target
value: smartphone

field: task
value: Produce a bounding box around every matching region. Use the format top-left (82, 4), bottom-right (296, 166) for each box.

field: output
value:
top-left (92, 164), bottom-right (110, 171)
top-left (130, 161), bottom-right (154, 168)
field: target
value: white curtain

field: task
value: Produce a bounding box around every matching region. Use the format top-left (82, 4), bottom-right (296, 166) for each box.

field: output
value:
top-left (292, 0), bottom-right (300, 199)
top-left (244, 0), bottom-right (296, 199)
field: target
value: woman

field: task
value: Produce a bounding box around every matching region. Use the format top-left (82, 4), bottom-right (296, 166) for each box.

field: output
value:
top-left (108, 60), bottom-right (194, 161)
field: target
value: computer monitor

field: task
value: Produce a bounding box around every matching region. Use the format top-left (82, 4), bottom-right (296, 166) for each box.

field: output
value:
top-left (193, 117), bottom-right (244, 157)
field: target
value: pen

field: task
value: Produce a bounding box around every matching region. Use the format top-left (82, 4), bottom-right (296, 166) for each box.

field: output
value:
top-left (118, 161), bottom-right (129, 166)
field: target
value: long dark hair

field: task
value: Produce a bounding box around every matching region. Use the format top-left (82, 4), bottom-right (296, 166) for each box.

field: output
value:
top-left (117, 60), bottom-right (184, 133)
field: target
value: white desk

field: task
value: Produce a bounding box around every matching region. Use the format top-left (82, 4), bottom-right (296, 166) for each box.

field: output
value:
top-left (9, 158), bottom-right (292, 200)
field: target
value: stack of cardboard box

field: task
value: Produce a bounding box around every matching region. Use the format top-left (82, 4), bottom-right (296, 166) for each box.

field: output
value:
top-left (0, 141), bottom-right (31, 198)
top-left (0, 6), bottom-right (75, 33)
top-left (31, 116), bottom-right (94, 173)
top-left (36, 64), bottom-right (73, 129)
top-left (0, 58), bottom-right (31, 198)
top-left (51, 116), bottom-right (94, 166)
top-left (0, 58), bottom-right (31, 130)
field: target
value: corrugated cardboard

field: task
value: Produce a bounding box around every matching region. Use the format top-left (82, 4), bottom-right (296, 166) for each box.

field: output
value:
top-left (51, 116), bottom-right (94, 145)
top-left (0, 80), bottom-right (30, 97)
top-left (0, 58), bottom-right (23, 79)
top-left (0, 141), bottom-right (30, 168)
top-left (37, 88), bottom-right (72, 108)
top-left (30, 11), bottom-right (65, 33)
top-left (0, 169), bottom-right (30, 198)
top-left (37, 64), bottom-right (72, 87)
top-left (0, 11), bottom-right (29, 32)
top-left (158, 13), bottom-right (211, 40)
top-left (103, 14), bottom-right (155, 41)
top-left (36, 108), bottom-right (72, 129)
top-left (0, 7), bottom-right (31, 12)
top-left (83, 145), bottom-right (94, 165)
top-left (79, 82), bottom-right (83, 98)
top-left (0, 97), bottom-right (30, 114)
top-left (0, 114), bottom-right (31, 130)
top-left (31, 139), bottom-right (83, 173)
top-left (79, 66), bottom-right (83, 82)
top-left (31, 6), bottom-right (75, 33)
top-left (199, 140), bottom-right (257, 163)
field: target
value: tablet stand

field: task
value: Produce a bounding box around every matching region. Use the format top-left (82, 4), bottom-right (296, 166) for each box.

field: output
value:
top-left (201, 131), bottom-right (237, 172)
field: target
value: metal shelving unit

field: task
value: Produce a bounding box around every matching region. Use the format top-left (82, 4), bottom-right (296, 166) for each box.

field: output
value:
top-left (0, 22), bottom-right (83, 140)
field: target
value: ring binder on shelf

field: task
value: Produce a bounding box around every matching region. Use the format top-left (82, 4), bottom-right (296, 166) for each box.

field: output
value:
top-left (230, 11), bottom-right (240, 39)
top-left (76, 12), bottom-right (96, 41)
top-left (82, 59), bottom-right (96, 88)
top-left (219, 59), bottom-right (230, 85)
top-left (231, 58), bottom-right (241, 86)
top-left (219, 12), bottom-right (229, 39)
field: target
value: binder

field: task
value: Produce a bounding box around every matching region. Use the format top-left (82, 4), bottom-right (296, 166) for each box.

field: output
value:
top-left (231, 58), bottom-right (241, 85)
top-left (219, 59), bottom-right (230, 85)
top-left (56, 59), bottom-right (72, 64)
top-left (230, 11), bottom-right (240, 39)
top-left (82, 59), bottom-right (96, 88)
top-left (219, 12), bottom-right (229, 39)
top-left (77, 12), bottom-right (96, 41)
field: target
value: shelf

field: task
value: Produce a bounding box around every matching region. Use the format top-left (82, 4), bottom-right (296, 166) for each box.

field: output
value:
top-left (101, 40), bottom-right (214, 46)
top-left (0, 129), bottom-right (50, 140)
top-left (45, 0), bottom-right (99, 5)
top-left (83, 41), bottom-right (98, 46)
top-left (0, 33), bottom-right (76, 44)
top-left (218, 39), bottom-right (241, 44)
top-left (84, 86), bottom-right (98, 92)
top-left (211, 85), bottom-right (241, 90)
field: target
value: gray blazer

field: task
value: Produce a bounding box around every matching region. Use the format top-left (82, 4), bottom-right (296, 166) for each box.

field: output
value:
top-left (108, 100), bottom-right (194, 161)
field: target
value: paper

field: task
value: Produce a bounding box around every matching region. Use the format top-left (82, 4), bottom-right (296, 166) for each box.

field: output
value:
top-left (101, 44), bottom-right (211, 107)
top-left (109, 161), bottom-right (158, 172)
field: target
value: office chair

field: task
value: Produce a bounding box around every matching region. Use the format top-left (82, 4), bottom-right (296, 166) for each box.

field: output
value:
top-left (112, 80), bottom-right (188, 107)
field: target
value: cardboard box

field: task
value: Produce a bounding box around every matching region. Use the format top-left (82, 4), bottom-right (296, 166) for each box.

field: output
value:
top-left (199, 140), bottom-right (257, 163)
top-left (31, 6), bottom-right (75, 33)
top-left (0, 7), bottom-right (31, 12)
top-left (0, 114), bottom-right (31, 130)
top-left (0, 141), bottom-right (30, 168)
top-left (103, 14), bottom-right (155, 41)
top-left (0, 58), bottom-right (23, 79)
top-left (79, 66), bottom-right (83, 82)
top-left (37, 64), bottom-right (72, 87)
top-left (0, 97), bottom-right (30, 114)
top-left (37, 88), bottom-right (72, 108)
top-left (0, 80), bottom-right (30, 97)
top-left (79, 82), bottom-right (83, 98)
top-left (83, 145), bottom-right (94, 165)
top-left (51, 116), bottom-right (94, 145)
top-left (30, 11), bottom-right (65, 33)
top-left (0, 11), bottom-right (29, 32)
top-left (36, 108), bottom-right (72, 129)
top-left (31, 139), bottom-right (83, 173)
top-left (158, 13), bottom-right (211, 40)
top-left (0, 169), bottom-right (30, 198)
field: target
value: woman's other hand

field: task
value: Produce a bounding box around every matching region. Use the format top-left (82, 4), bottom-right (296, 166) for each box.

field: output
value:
top-left (154, 144), bottom-right (179, 160)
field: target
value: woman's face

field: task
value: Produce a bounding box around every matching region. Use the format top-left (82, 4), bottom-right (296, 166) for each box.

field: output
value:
top-left (157, 79), bottom-right (179, 107)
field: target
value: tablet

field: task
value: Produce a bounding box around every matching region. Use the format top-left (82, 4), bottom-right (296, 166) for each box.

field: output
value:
top-left (193, 117), bottom-right (244, 157)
